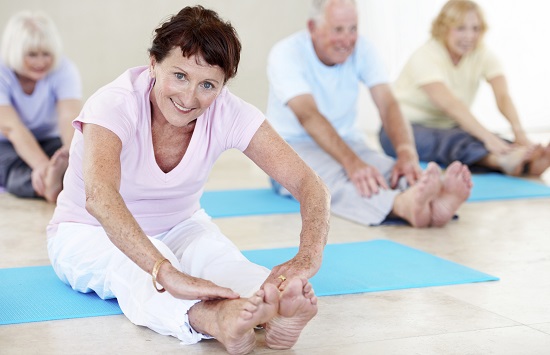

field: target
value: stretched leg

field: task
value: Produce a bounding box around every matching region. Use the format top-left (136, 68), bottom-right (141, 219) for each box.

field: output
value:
top-left (188, 284), bottom-right (279, 355)
top-left (391, 162), bottom-right (442, 227)
top-left (430, 161), bottom-right (472, 227)
top-left (265, 278), bottom-right (318, 350)
top-left (43, 148), bottom-right (69, 203)
top-left (478, 146), bottom-right (534, 176)
top-left (527, 143), bottom-right (550, 176)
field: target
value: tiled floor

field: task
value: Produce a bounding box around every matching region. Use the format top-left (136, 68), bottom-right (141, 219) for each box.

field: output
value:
top-left (1, 139), bottom-right (550, 354)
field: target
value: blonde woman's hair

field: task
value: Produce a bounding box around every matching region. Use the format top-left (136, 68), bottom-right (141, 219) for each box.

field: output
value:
top-left (1, 11), bottom-right (63, 73)
top-left (431, 0), bottom-right (487, 43)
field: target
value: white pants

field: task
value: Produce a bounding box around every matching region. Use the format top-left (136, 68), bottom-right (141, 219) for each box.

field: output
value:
top-left (47, 209), bottom-right (270, 344)
top-left (274, 139), bottom-right (407, 225)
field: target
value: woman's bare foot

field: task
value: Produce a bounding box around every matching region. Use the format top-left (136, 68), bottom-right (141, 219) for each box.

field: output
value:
top-left (391, 162), bottom-right (442, 227)
top-left (265, 278), bottom-right (318, 350)
top-left (495, 146), bottom-right (533, 176)
top-left (430, 161), bottom-right (472, 227)
top-left (527, 143), bottom-right (550, 176)
top-left (43, 148), bottom-right (69, 203)
top-left (189, 284), bottom-right (279, 355)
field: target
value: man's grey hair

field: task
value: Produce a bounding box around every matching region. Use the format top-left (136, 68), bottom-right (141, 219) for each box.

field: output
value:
top-left (309, 0), bottom-right (356, 23)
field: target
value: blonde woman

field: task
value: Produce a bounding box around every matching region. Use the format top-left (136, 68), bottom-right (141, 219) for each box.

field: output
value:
top-left (381, 0), bottom-right (550, 176)
top-left (0, 11), bottom-right (81, 202)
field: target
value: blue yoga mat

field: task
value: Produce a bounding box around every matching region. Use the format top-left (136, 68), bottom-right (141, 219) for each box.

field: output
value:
top-left (0, 266), bottom-right (121, 325)
top-left (199, 173), bottom-right (550, 220)
top-left (201, 189), bottom-right (410, 225)
top-left (243, 240), bottom-right (498, 296)
top-left (418, 161), bottom-right (550, 201)
top-left (469, 173), bottom-right (550, 201)
top-left (201, 188), bottom-right (300, 217)
top-left (0, 240), bottom-right (497, 325)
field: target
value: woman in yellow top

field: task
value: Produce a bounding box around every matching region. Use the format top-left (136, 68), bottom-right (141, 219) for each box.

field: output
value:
top-left (380, 0), bottom-right (550, 176)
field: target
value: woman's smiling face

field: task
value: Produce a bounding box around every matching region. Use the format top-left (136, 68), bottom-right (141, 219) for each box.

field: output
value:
top-left (19, 49), bottom-right (54, 81)
top-left (149, 47), bottom-right (225, 127)
top-left (445, 10), bottom-right (482, 62)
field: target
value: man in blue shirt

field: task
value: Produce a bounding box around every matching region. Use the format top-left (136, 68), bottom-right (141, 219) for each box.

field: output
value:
top-left (267, 0), bottom-right (473, 227)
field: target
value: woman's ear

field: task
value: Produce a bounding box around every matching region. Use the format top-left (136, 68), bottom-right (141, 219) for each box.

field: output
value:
top-left (149, 57), bottom-right (156, 78)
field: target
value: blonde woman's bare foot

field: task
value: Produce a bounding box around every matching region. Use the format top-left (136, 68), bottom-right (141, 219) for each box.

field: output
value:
top-left (265, 278), bottom-right (318, 350)
top-left (391, 162), bottom-right (442, 228)
top-left (497, 146), bottom-right (533, 176)
top-left (43, 149), bottom-right (69, 203)
top-left (430, 161), bottom-right (472, 227)
top-left (189, 284), bottom-right (279, 355)
top-left (527, 144), bottom-right (550, 176)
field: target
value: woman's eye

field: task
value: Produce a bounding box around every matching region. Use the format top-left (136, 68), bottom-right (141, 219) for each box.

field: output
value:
top-left (203, 82), bottom-right (213, 89)
top-left (175, 73), bottom-right (184, 80)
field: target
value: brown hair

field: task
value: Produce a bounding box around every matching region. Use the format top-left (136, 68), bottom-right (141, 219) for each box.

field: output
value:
top-left (148, 5), bottom-right (241, 83)
top-left (431, 0), bottom-right (487, 43)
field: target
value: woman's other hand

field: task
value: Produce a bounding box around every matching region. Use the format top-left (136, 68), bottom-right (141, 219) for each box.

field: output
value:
top-left (160, 264), bottom-right (240, 301)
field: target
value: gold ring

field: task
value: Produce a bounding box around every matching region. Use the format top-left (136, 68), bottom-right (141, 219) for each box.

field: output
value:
top-left (278, 275), bottom-right (287, 282)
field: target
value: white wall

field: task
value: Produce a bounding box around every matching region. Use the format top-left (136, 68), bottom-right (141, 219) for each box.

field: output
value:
top-left (358, 0), bottom-right (550, 134)
top-left (1, 1), bottom-right (549, 135)
top-left (0, 0), bottom-right (310, 113)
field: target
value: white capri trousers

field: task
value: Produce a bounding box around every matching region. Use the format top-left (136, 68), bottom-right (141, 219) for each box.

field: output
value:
top-left (47, 209), bottom-right (271, 344)
top-left (272, 139), bottom-right (407, 225)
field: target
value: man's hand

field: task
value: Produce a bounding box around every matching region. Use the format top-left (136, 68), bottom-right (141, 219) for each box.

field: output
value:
top-left (343, 158), bottom-right (388, 197)
top-left (390, 147), bottom-right (422, 188)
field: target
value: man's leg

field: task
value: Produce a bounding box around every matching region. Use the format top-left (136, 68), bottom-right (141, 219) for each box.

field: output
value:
top-left (288, 140), bottom-right (402, 226)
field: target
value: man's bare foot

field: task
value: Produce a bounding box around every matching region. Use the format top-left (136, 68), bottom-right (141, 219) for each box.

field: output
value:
top-left (43, 148), bottom-right (69, 203)
top-left (430, 161), bottom-right (472, 227)
top-left (391, 162), bottom-right (442, 227)
top-left (189, 284), bottom-right (279, 355)
top-left (265, 278), bottom-right (318, 350)
top-left (527, 143), bottom-right (550, 176)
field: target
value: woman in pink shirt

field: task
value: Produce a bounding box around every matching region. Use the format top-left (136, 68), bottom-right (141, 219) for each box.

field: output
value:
top-left (48, 5), bottom-right (330, 354)
top-left (0, 11), bottom-right (82, 202)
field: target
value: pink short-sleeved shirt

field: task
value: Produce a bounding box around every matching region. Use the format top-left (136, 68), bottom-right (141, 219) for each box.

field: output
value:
top-left (48, 66), bottom-right (264, 237)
